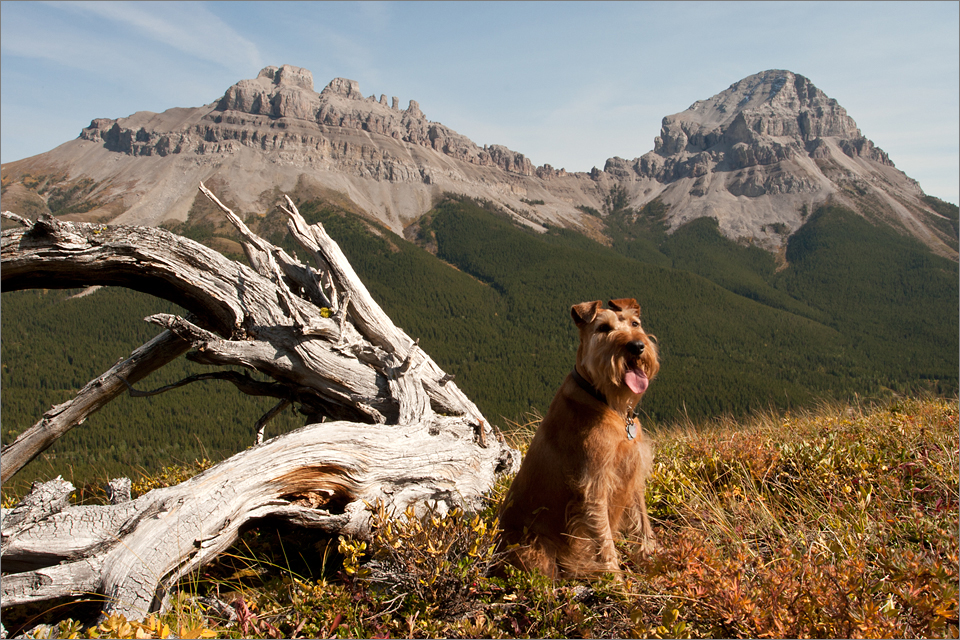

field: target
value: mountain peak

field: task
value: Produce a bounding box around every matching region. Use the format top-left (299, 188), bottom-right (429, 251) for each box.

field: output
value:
top-left (320, 76), bottom-right (362, 99)
top-left (257, 64), bottom-right (315, 91)
top-left (655, 69), bottom-right (861, 158)
top-left (2, 66), bottom-right (953, 261)
top-left (638, 67), bottom-right (894, 184)
top-left (611, 69), bottom-right (952, 256)
top-left (686, 70), bottom-right (837, 122)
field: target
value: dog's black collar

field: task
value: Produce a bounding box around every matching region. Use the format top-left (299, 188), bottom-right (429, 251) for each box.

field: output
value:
top-left (571, 367), bottom-right (638, 440)
top-left (571, 367), bottom-right (607, 405)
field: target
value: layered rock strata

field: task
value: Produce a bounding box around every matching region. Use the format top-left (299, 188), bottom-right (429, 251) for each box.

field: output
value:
top-left (600, 69), bottom-right (951, 255)
top-left (80, 65), bottom-right (535, 177)
top-left (3, 66), bottom-right (955, 259)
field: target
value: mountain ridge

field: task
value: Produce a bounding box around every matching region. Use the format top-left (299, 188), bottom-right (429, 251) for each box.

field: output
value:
top-left (1, 65), bottom-right (956, 259)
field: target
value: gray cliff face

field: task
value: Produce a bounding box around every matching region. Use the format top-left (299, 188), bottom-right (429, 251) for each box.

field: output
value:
top-left (81, 64), bottom-right (534, 178)
top-left (58, 65), bottom-right (587, 235)
top-left (599, 69), bottom-right (949, 255)
top-left (642, 70), bottom-right (890, 183)
top-left (5, 66), bottom-right (955, 260)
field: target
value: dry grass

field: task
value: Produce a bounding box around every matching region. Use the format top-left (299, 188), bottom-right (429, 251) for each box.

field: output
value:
top-left (10, 396), bottom-right (958, 639)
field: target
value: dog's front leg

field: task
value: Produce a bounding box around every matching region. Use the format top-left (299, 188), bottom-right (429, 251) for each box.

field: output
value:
top-left (564, 491), bottom-right (620, 575)
top-left (591, 508), bottom-right (620, 572)
top-left (628, 488), bottom-right (657, 554)
top-left (629, 437), bottom-right (657, 553)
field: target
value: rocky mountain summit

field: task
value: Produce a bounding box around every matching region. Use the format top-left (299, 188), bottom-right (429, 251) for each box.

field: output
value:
top-left (2, 66), bottom-right (955, 259)
top-left (603, 70), bottom-right (953, 256)
top-left (82, 65), bottom-right (536, 178)
top-left (642, 71), bottom-right (891, 185)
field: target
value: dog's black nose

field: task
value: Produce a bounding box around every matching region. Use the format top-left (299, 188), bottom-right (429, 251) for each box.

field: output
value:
top-left (627, 340), bottom-right (645, 356)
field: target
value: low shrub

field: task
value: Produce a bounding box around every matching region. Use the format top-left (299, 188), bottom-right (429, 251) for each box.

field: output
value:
top-left (10, 397), bottom-right (958, 638)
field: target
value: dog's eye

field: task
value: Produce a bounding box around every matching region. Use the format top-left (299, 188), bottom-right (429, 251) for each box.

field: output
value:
top-left (632, 320), bottom-right (641, 328)
top-left (597, 323), bottom-right (613, 334)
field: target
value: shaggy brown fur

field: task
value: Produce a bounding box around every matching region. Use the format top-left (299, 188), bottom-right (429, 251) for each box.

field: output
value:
top-left (498, 298), bottom-right (659, 577)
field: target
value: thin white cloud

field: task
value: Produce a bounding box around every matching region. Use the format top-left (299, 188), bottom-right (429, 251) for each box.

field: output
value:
top-left (38, 1), bottom-right (263, 74)
top-left (1, 22), bottom-right (121, 73)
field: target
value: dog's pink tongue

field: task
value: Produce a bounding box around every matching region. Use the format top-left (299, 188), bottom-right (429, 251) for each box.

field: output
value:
top-left (625, 369), bottom-right (648, 395)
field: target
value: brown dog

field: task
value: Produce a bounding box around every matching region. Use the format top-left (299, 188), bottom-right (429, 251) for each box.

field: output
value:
top-left (498, 298), bottom-right (659, 577)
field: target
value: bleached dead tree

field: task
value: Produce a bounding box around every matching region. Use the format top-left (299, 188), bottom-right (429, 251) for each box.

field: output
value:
top-left (0, 186), bottom-right (519, 621)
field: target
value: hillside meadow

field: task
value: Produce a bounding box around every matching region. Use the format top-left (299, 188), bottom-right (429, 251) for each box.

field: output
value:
top-left (2, 193), bottom-right (957, 636)
top-left (3, 396), bottom-right (955, 638)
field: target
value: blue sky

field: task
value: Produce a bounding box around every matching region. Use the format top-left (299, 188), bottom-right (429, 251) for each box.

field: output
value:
top-left (2, 1), bottom-right (958, 204)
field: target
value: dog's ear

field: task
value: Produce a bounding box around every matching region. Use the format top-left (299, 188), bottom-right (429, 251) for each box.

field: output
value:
top-left (608, 298), bottom-right (640, 313)
top-left (571, 300), bottom-right (602, 326)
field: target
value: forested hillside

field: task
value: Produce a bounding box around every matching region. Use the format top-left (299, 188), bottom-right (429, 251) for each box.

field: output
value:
top-left (2, 194), bottom-right (956, 494)
top-left (1, 288), bottom-right (305, 494)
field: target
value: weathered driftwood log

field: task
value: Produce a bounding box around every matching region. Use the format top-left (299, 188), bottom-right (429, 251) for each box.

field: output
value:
top-left (2, 417), bottom-right (507, 617)
top-left (0, 190), bottom-right (519, 621)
